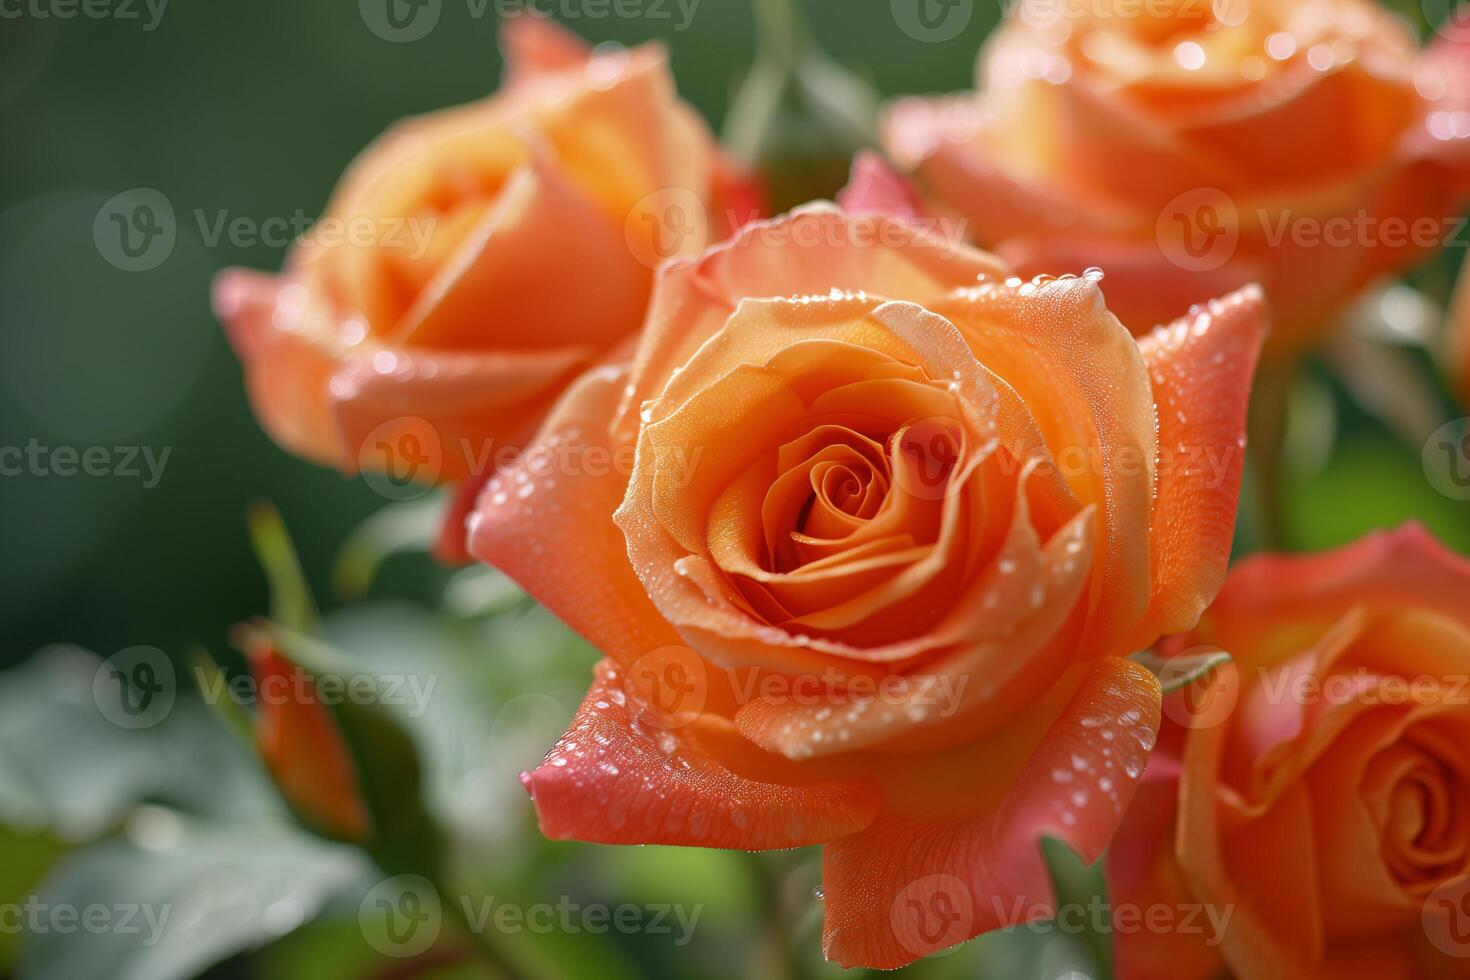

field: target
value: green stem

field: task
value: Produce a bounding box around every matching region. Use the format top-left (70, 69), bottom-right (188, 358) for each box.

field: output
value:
top-left (1246, 357), bottom-right (1299, 552)
top-left (744, 851), bottom-right (810, 980)
top-left (752, 0), bottom-right (808, 66)
top-left (440, 882), bottom-right (533, 980)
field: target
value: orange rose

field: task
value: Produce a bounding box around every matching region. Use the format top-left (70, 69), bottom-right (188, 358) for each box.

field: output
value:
top-left (1109, 525), bottom-right (1470, 979)
top-left (884, 0), bottom-right (1470, 355)
top-left (212, 17), bottom-right (757, 488)
top-left (467, 204), bottom-right (1267, 968)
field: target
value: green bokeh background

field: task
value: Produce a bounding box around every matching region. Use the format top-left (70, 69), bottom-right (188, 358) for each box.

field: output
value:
top-left (0, 0), bottom-right (1006, 667)
top-left (1, 1), bottom-right (1469, 978)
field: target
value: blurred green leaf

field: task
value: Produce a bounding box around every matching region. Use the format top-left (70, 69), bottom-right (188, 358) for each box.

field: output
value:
top-left (444, 566), bottom-right (531, 620)
top-left (0, 646), bottom-right (276, 840)
top-left (333, 493), bottom-right (447, 601)
top-left (19, 818), bottom-right (365, 980)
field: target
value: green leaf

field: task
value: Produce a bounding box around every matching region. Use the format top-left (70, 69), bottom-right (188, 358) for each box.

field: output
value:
top-left (19, 818), bottom-right (365, 980)
top-left (1131, 646), bottom-right (1232, 695)
top-left (332, 494), bottom-right (446, 600)
top-left (443, 566), bottom-right (529, 620)
top-left (1041, 836), bottom-right (1110, 980)
top-left (246, 502), bottom-right (317, 634)
top-left (0, 646), bottom-right (276, 839)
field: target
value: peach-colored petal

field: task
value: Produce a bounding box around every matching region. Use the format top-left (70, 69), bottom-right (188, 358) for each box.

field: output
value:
top-left (932, 275), bottom-right (1157, 657)
top-left (1176, 664), bottom-right (1318, 980)
top-left (500, 14), bottom-right (591, 87)
top-left (521, 660), bottom-right (881, 849)
top-left (1106, 771), bottom-right (1227, 980)
top-left (1125, 284), bottom-right (1267, 648)
top-left (1196, 525), bottom-right (1470, 667)
top-left (466, 361), bottom-right (681, 663)
top-left (615, 206), bottom-right (1009, 439)
top-left (820, 657), bottom-right (1162, 969)
top-left (996, 233), bottom-right (1262, 336)
top-left (836, 152), bottom-right (925, 220)
top-left (331, 343), bottom-right (591, 482)
top-left (393, 151), bottom-right (649, 353)
top-left (213, 269), bottom-right (345, 468)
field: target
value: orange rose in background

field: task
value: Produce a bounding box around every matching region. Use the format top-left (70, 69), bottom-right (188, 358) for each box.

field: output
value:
top-left (884, 0), bottom-right (1470, 354)
top-left (1109, 526), bottom-right (1470, 979)
top-left (212, 17), bottom-right (758, 490)
top-left (467, 204), bottom-right (1267, 968)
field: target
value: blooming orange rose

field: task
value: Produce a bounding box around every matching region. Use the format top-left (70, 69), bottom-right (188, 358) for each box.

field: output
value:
top-left (467, 204), bottom-right (1266, 968)
top-left (1109, 525), bottom-right (1470, 979)
top-left (883, 0), bottom-right (1470, 355)
top-left (212, 17), bottom-right (757, 490)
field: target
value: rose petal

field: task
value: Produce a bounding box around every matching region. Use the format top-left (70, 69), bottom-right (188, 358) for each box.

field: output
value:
top-left (522, 660), bottom-right (881, 849)
top-left (1124, 284), bottom-right (1267, 648)
top-left (820, 656), bottom-right (1162, 969)
top-left (500, 14), bottom-right (591, 87)
top-left (837, 152), bottom-right (925, 220)
top-left (393, 149), bottom-right (649, 353)
top-left (331, 343), bottom-right (591, 482)
top-left (933, 275), bottom-right (1157, 658)
top-left (212, 269), bottom-right (346, 468)
top-left (466, 360), bottom-right (682, 663)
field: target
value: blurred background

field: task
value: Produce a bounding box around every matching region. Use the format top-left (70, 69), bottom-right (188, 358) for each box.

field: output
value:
top-left (1, 0), bottom-right (1468, 978)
